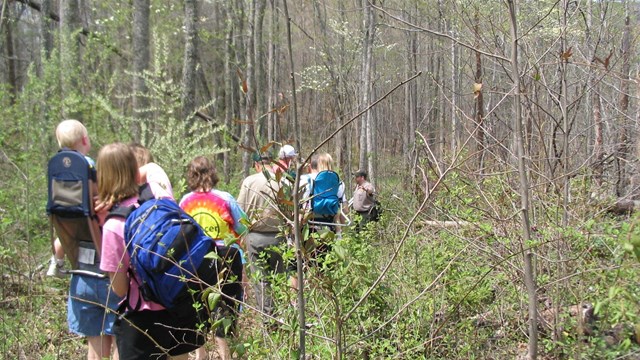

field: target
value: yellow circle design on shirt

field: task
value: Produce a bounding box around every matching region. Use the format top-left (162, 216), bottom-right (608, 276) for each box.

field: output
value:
top-left (192, 211), bottom-right (222, 239)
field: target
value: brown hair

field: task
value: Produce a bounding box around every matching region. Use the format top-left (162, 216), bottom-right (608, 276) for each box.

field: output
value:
top-left (56, 119), bottom-right (87, 149)
top-left (129, 143), bottom-right (154, 167)
top-left (187, 156), bottom-right (219, 192)
top-left (97, 143), bottom-right (140, 208)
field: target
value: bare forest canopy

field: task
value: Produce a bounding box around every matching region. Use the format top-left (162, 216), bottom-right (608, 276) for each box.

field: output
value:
top-left (3, 0), bottom-right (640, 359)
top-left (1, 0), bottom-right (639, 195)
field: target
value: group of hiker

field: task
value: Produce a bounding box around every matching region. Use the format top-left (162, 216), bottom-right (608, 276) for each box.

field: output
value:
top-left (45, 119), bottom-right (379, 359)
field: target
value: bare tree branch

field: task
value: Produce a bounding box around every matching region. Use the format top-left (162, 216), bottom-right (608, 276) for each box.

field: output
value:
top-left (370, 1), bottom-right (510, 63)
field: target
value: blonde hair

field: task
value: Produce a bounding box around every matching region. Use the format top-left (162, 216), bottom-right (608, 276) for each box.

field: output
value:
top-left (97, 143), bottom-right (140, 208)
top-left (129, 143), bottom-right (154, 167)
top-left (316, 153), bottom-right (333, 172)
top-left (55, 119), bottom-right (87, 149)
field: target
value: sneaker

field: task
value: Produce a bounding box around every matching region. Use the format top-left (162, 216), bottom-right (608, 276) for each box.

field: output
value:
top-left (46, 256), bottom-right (65, 278)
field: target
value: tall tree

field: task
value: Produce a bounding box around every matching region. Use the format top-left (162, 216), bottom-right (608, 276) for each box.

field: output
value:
top-left (242, 0), bottom-right (257, 176)
top-left (181, 0), bottom-right (198, 124)
top-left (436, 0), bottom-right (446, 161)
top-left (359, 0), bottom-right (375, 180)
top-left (59, 0), bottom-right (82, 116)
top-left (560, 0), bottom-right (570, 227)
top-left (40, 0), bottom-right (54, 59)
top-left (473, 7), bottom-right (485, 169)
top-left (223, 2), bottom-right (237, 183)
top-left (282, 0), bottom-right (300, 151)
top-left (616, 0), bottom-right (631, 196)
top-left (132, 0), bottom-right (150, 142)
top-left (253, 0), bottom-right (267, 140)
top-left (587, 0), bottom-right (604, 187)
top-left (267, 0), bottom-right (279, 142)
top-left (508, 1), bottom-right (538, 358)
top-left (403, 1), bottom-right (418, 171)
top-left (3, 3), bottom-right (17, 102)
top-left (450, 18), bottom-right (458, 153)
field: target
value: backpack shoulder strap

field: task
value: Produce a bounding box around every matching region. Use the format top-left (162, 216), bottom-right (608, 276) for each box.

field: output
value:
top-left (331, 170), bottom-right (340, 183)
top-left (106, 204), bottom-right (135, 221)
top-left (138, 183), bottom-right (155, 203)
top-left (105, 183), bottom-right (156, 221)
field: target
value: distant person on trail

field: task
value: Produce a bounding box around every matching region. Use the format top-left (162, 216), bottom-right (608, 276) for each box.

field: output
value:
top-left (277, 144), bottom-right (298, 181)
top-left (179, 156), bottom-right (247, 360)
top-left (129, 143), bottom-right (174, 199)
top-left (352, 170), bottom-right (378, 230)
top-left (307, 153), bottom-right (347, 230)
top-left (47, 119), bottom-right (121, 360)
top-left (301, 155), bottom-right (318, 200)
top-left (237, 152), bottom-right (285, 320)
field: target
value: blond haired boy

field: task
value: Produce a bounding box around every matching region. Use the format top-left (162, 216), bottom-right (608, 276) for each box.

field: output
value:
top-left (47, 119), bottom-right (94, 276)
top-left (48, 119), bottom-right (120, 360)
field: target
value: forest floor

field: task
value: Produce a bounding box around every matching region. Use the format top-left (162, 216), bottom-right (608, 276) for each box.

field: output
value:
top-left (3, 199), bottom-right (640, 358)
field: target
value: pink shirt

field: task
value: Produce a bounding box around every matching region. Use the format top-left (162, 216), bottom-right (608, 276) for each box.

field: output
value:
top-left (100, 196), bottom-right (164, 311)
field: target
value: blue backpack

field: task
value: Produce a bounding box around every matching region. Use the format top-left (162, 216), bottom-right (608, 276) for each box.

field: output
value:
top-left (311, 170), bottom-right (341, 217)
top-left (108, 185), bottom-right (218, 311)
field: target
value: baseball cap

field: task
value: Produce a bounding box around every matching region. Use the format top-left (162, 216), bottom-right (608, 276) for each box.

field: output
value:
top-left (353, 170), bottom-right (367, 178)
top-left (278, 144), bottom-right (297, 159)
top-left (252, 152), bottom-right (272, 162)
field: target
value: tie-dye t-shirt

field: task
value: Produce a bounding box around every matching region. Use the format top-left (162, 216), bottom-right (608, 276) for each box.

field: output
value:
top-left (179, 189), bottom-right (248, 241)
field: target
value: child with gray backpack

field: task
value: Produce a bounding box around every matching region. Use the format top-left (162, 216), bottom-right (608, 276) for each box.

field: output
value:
top-left (46, 119), bottom-right (121, 359)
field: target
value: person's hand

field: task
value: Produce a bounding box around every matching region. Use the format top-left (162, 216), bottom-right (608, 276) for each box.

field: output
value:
top-left (94, 199), bottom-right (110, 225)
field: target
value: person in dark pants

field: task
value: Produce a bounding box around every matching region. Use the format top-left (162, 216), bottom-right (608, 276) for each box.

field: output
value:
top-left (237, 153), bottom-right (285, 319)
top-left (352, 170), bottom-right (377, 231)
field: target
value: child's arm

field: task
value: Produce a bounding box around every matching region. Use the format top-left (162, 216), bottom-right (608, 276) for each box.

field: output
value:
top-left (108, 271), bottom-right (129, 298)
top-left (137, 163), bottom-right (150, 184)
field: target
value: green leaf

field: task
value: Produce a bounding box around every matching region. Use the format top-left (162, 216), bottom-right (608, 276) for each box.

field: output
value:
top-left (205, 251), bottom-right (221, 260)
top-left (207, 292), bottom-right (221, 310)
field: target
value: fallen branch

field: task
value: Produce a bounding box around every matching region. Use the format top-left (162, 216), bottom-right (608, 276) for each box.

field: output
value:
top-left (421, 220), bottom-right (471, 228)
top-left (195, 111), bottom-right (241, 143)
top-left (608, 199), bottom-right (640, 215)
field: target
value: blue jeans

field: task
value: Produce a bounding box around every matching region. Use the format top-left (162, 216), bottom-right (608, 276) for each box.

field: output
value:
top-left (67, 274), bottom-right (121, 336)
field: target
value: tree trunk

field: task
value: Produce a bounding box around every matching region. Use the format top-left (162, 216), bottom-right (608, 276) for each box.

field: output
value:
top-left (507, 1), bottom-right (538, 358)
top-left (132, 0), bottom-right (150, 142)
top-left (254, 0), bottom-right (267, 141)
top-left (450, 24), bottom-right (458, 153)
top-left (359, 0), bottom-right (374, 175)
top-left (59, 0), bottom-right (82, 117)
top-left (3, 3), bottom-right (17, 102)
top-left (592, 88), bottom-right (603, 185)
top-left (586, 0), bottom-right (604, 188)
top-left (616, 0), bottom-right (631, 196)
top-left (181, 0), bottom-right (198, 126)
top-left (436, 0), bottom-right (446, 161)
top-left (40, 0), bottom-right (54, 60)
top-left (267, 0), bottom-right (278, 143)
top-left (282, 0), bottom-right (300, 151)
top-left (223, 2), bottom-right (235, 183)
top-left (560, 0), bottom-right (570, 227)
top-left (473, 8), bottom-right (485, 170)
top-left (242, 0), bottom-right (256, 177)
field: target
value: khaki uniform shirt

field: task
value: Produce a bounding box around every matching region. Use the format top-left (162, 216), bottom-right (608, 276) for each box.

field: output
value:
top-left (353, 181), bottom-right (375, 212)
top-left (237, 170), bottom-right (281, 233)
